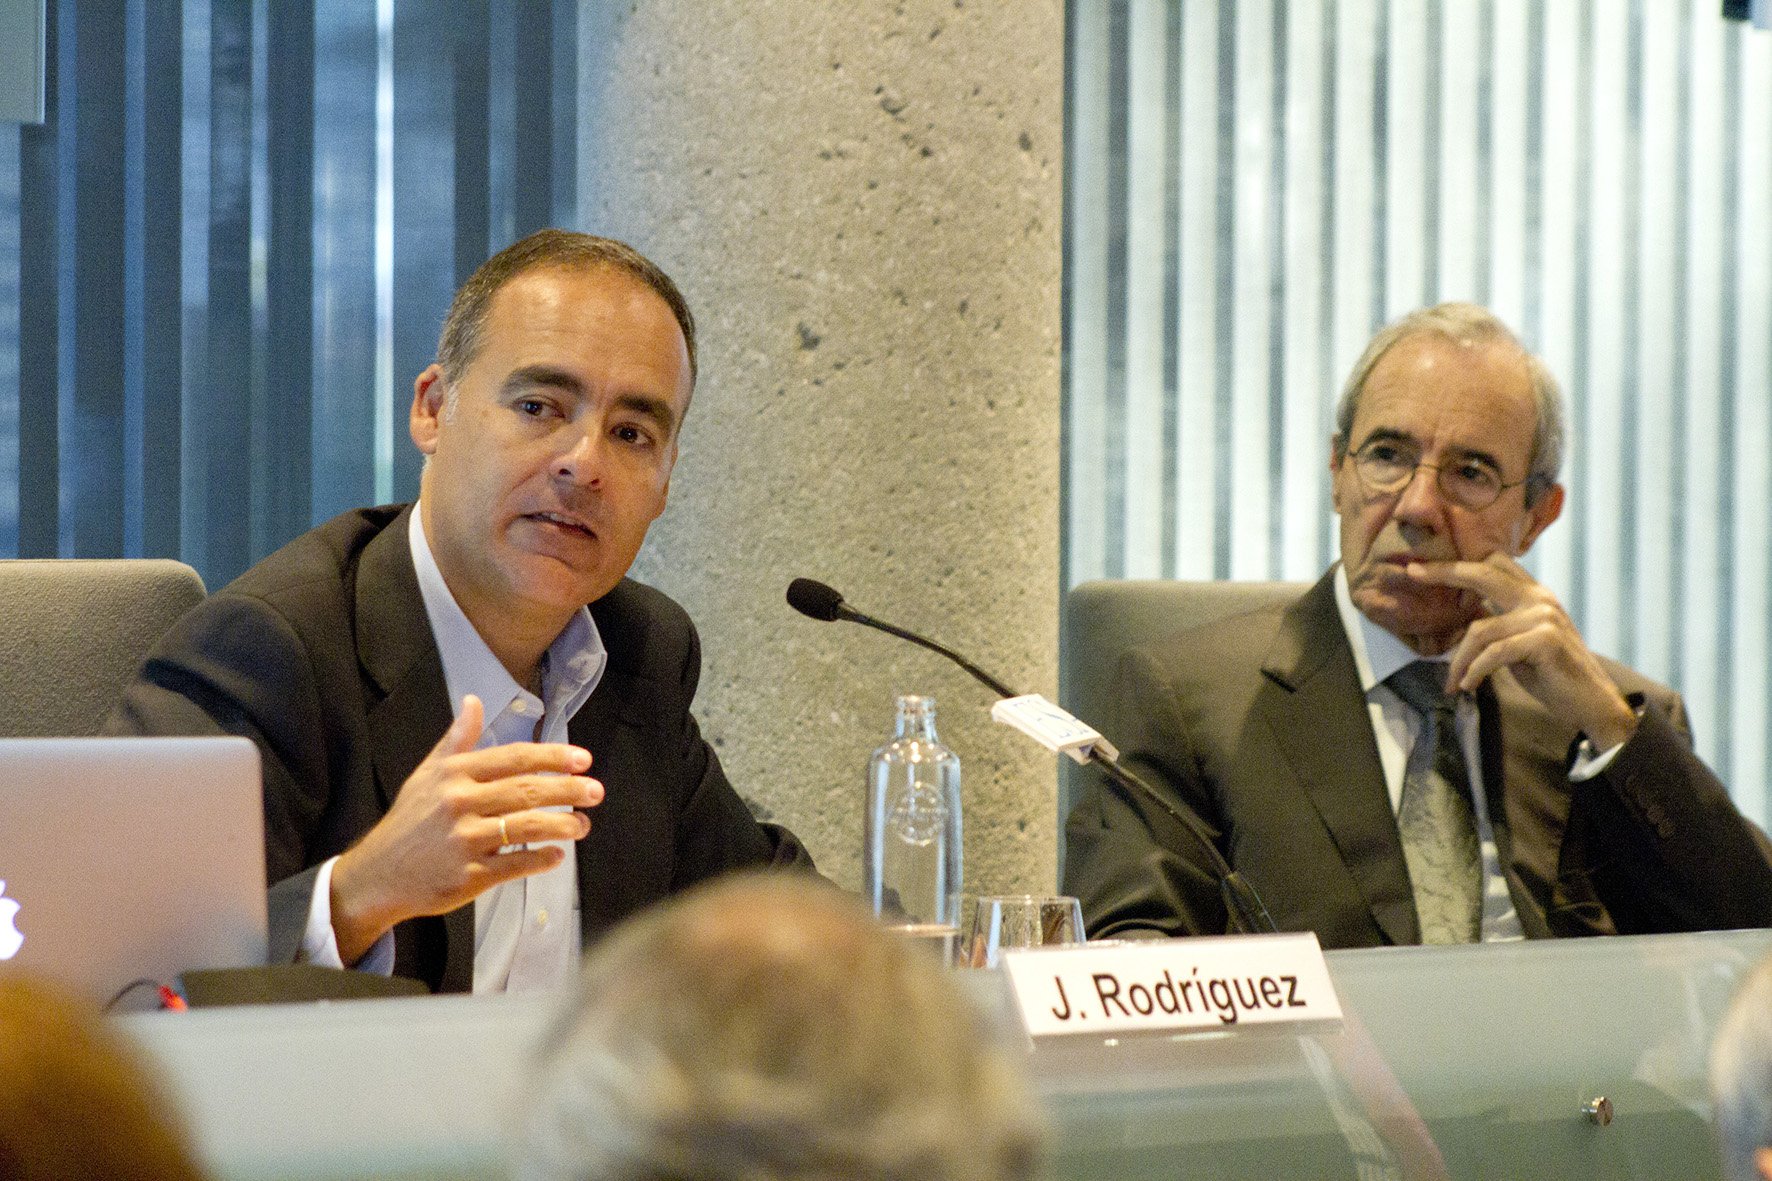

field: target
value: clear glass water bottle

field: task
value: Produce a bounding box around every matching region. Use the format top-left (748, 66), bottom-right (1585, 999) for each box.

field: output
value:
top-left (865, 695), bottom-right (963, 956)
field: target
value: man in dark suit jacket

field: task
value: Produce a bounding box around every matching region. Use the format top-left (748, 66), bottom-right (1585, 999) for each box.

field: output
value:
top-left (1065, 303), bottom-right (1772, 947)
top-left (109, 230), bottom-right (811, 992)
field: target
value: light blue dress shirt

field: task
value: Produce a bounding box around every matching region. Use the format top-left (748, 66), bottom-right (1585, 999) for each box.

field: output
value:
top-left (297, 509), bottom-right (606, 992)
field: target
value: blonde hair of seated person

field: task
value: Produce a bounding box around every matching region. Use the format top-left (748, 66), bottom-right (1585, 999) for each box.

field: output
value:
top-left (0, 972), bottom-right (207, 1181)
top-left (518, 874), bottom-right (1044, 1181)
top-left (1713, 953), bottom-right (1772, 1181)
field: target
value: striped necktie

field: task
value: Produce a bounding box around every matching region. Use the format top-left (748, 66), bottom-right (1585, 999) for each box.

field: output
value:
top-left (1385, 660), bottom-right (1482, 944)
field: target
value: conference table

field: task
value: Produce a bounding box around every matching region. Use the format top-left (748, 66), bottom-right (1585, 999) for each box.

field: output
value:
top-left (123, 927), bottom-right (1772, 1180)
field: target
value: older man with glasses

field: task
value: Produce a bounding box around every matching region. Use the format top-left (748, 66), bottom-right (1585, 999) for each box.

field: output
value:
top-left (1065, 302), bottom-right (1772, 948)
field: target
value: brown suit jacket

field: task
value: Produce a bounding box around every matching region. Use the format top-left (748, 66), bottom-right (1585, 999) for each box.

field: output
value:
top-left (1063, 570), bottom-right (1772, 947)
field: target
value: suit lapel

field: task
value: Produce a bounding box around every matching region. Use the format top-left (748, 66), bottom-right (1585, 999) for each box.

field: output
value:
top-left (567, 681), bottom-right (631, 940)
top-left (1259, 574), bottom-right (1420, 945)
top-left (356, 507), bottom-right (454, 811)
top-left (567, 583), bottom-right (676, 947)
top-left (352, 506), bottom-right (472, 991)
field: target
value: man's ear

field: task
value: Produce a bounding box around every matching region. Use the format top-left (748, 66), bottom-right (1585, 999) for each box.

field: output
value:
top-left (411, 364), bottom-right (447, 455)
top-left (1512, 481), bottom-right (1565, 555)
top-left (1328, 435), bottom-right (1356, 517)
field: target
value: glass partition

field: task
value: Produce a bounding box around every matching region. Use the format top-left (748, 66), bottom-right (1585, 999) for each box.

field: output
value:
top-left (1023, 929), bottom-right (1772, 1180)
top-left (121, 929), bottom-right (1772, 1180)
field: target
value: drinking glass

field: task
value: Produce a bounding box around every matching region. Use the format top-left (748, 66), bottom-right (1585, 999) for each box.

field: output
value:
top-left (965, 894), bottom-right (1085, 968)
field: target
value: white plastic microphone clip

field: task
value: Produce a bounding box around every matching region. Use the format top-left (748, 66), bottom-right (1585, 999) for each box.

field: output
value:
top-left (989, 694), bottom-right (1120, 765)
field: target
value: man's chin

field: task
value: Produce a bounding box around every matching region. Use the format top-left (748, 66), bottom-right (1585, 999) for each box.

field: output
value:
top-left (1349, 584), bottom-right (1475, 651)
top-left (504, 551), bottom-right (620, 613)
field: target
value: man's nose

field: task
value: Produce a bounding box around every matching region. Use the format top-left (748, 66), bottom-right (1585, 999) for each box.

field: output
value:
top-left (1391, 463), bottom-right (1447, 524)
top-left (553, 428), bottom-right (604, 487)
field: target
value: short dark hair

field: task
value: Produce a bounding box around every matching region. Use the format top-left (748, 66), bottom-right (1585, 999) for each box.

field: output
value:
top-left (436, 228), bottom-right (697, 387)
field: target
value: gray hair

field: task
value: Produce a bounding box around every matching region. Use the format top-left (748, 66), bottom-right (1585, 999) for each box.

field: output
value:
top-left (1332, 302), bottom-right (1566, 505)
top-left (516, 875), bottom-right (1044, 1181)
top-left (1712, 953), bottom-right (1772, 1181)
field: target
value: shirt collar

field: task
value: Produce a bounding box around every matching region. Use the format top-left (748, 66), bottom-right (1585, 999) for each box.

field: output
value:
top-left (407, 508), bottom-right (606, 732)
top-left (1332, 563), bottom-right (1442, 692)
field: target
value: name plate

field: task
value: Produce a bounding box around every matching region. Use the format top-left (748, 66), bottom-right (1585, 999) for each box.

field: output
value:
top-left (1001, 933), bottom-right (1343, 1039)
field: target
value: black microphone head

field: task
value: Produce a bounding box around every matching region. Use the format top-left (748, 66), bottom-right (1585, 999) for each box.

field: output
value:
top-left (786, 578), bottom-right (847, 622)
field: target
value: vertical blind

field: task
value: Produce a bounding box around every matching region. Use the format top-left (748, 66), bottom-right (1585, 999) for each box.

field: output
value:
top-left (1065, 0), bottom-right (1772, 825)
top-left (0, 0), bottom-right (580, 590)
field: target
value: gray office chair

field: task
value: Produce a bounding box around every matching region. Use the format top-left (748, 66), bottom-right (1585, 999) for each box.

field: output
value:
top-left (0, 559), bottom-right (206, 736)
top-left (1057, 579), bottom-right (1308, 839)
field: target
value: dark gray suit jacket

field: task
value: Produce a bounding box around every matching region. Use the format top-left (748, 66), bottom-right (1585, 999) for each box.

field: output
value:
top-left (1063, 571), bottom-right (1772, 947)
top-left (107, 504), bottom-right (812, 991)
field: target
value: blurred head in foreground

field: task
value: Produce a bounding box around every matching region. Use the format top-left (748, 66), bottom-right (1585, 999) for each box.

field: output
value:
top-left (1714, 953), bottom-right (1772, 1181)
top-left (0, 972), bottom-right (207, 1181)
top-left (518, 874), bottom-right (1044, 1181)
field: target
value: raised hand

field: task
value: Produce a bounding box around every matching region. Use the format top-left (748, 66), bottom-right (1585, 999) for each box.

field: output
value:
top-left (1405, 555), bottom-right (1638, 752)
top-left (328, 695), bottom-right (602, 965)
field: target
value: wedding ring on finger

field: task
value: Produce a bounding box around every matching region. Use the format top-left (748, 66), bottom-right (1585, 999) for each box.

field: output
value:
top-left (498, 815), bottom-right (511, 847)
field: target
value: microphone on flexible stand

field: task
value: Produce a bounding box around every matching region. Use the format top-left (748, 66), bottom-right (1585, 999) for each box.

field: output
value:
top-left (785, 577), bottom-right (1277, 936)
top-left (785, 578), bottom-right (1017, 697)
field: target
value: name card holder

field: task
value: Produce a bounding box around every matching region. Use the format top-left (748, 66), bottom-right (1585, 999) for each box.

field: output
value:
top-left (1000, 933), bottom-right (1343, 1042)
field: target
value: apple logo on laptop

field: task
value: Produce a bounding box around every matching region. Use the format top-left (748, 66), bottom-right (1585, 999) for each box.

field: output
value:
top-left (0, 881), bottom-right (22, 959)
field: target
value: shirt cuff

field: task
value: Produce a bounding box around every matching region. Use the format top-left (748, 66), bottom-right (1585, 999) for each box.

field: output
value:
top-left (1569, 705), bottom-right (1646, 782)
top-left (299, 856), bottom-right (395, 976)
top-left (1569, 739), bottom-right (1623, 781)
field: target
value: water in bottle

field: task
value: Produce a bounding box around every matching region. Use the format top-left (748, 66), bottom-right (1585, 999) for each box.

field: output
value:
top-left (864, 694), bottom-right (963, 956)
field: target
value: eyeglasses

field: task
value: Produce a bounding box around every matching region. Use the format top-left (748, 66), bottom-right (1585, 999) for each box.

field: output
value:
top-left (1349, 439), bottom-right (1533, 511)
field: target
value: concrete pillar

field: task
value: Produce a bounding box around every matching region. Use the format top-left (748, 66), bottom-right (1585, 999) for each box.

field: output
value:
top-left (578, 0), bottom-right (1064, 897)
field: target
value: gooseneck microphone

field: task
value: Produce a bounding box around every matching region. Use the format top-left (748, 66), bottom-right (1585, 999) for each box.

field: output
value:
top-left (786, 578), bottom-right (1017, 698)
top-left (785, 577), bottom-right (1277, 936)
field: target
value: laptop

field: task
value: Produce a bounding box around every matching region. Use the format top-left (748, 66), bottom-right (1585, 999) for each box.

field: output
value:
top-left (0, 736), bottom-right (268, 1005)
